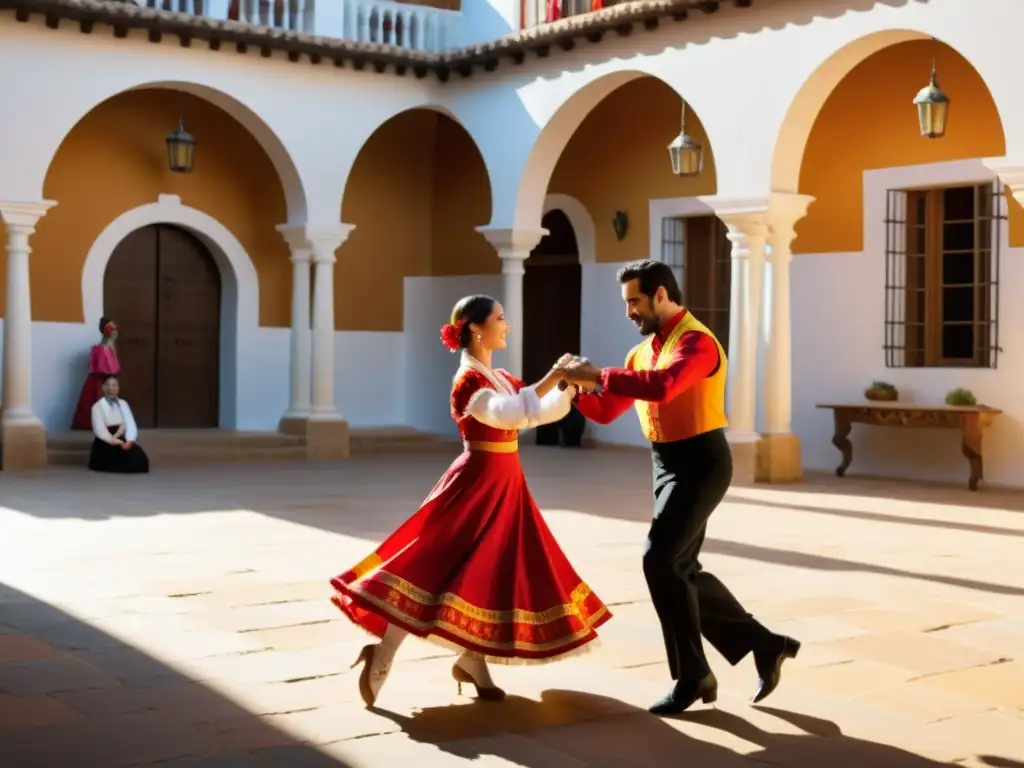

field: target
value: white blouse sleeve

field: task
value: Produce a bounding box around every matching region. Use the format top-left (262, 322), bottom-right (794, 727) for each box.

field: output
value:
top-left (91, 401), bottom-right (109, 442)
top-left (465, 385), bottom-right (578, 430)
top-left (535, 385), bottom-right (577, 426)
top-left (121, 401), bottom-right (139, 443)
top-left (465, 387), bottom-right (543, 430)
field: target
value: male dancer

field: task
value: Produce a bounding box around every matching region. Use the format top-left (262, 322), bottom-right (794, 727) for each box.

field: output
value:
top-left (559, 259), bottom-right (799, 715)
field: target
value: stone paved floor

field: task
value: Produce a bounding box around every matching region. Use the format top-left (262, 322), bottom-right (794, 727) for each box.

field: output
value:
top-left (0, 446), bottom-right (1022, 767)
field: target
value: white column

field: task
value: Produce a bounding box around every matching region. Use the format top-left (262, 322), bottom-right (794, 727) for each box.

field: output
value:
top-left (276, 225), bottom-right (313, 429)
top-left (763, 194), bottom-right (815, 436)
top-left (308, 225), bottom-right (354, 418)
top-left (0, 201), bottom-right (56, 471)
top-left (1, 201), bottom-right (55, 423)
top-left (717, 210), bottom-right (768, 442)
top-left (477, 227), bottom-right (546, 379)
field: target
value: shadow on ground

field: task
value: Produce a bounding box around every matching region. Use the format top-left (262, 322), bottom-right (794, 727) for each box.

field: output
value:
top-left (369, 690), bottom-right (962, 766)
top-left (0, 581), bottom-right (354, 767)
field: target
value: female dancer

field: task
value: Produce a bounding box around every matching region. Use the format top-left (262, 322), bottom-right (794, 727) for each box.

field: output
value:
top-left (330, 295), bottom-right (610, 707)
top-left (72, 317), bottom-right (120, 430)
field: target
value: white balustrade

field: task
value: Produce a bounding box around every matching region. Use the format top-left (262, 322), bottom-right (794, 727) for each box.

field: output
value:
top-left (137, 0), bottom-right (460, 51)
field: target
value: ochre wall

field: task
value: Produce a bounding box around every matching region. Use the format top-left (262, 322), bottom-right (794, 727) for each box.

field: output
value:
top-left (548, 77), bottom-right (717, 262)
top-left (339, 110), bottom-right (493, 331)
top-left (796, 40), bottom-right (1019, 254)
top-left (13, 89), bottom-right (291, 325)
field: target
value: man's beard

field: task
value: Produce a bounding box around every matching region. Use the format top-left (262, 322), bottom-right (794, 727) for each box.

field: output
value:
top-left (634, 314), bottom-right (660, 336)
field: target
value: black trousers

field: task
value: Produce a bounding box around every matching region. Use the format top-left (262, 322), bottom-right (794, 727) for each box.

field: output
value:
top-left (644, 428), bottom-right (772, 681)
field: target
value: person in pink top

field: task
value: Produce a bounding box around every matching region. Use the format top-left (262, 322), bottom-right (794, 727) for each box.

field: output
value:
top-left (71, 317), bottom-right (121, 430)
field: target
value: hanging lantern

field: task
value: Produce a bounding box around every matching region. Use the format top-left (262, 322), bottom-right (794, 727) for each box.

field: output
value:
top-left (914, 58), bottom-right (950, 139)
top-left (668, 99), bottom-right (703, 177)
top-left (166, 118), bottom-right (196, 173)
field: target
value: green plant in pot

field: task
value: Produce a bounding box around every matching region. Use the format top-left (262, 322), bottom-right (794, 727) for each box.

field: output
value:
top-left (865, 381), bottom-right (898, 402)
top-left (945, 387), bottom-right (977, 406)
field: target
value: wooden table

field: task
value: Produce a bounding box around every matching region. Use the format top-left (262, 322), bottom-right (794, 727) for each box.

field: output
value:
top-left (816, 403), bottom-right (1002, 491)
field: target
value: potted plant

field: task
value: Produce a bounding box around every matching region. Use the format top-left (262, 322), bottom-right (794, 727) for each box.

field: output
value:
top-left (945, 387), bottom-right (977, 406)
top-left (865, 380), bottom-right (898, 402)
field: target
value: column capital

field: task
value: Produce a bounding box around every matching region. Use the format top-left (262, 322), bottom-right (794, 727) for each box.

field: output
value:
top-left (0, 200), bottom-right (57, 233)
top-left (275, 224), bottom-right (313, 263)
top-left (476, 226), bottom-right (548, 256)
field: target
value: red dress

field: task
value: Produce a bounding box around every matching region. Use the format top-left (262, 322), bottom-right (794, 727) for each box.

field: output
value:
top-left (71, 344), bottom-right (120, 430)
top-left (330, 361), bottom-right (611, 663)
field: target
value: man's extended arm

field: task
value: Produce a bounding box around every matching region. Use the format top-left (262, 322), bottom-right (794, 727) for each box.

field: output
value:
top-left (599, 331), bottom-right (719, 404)
top-left (573, 385), bottom-right (634, 425)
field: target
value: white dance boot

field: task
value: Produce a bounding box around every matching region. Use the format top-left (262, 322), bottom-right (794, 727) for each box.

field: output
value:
top-left (352, 624), bottom-right (406, 707)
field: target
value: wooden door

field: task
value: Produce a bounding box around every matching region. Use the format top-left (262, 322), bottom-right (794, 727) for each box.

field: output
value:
top-left (104, 228), bottom-right (159, 427)
top-left (523, 210), bottom-right (582, 383)
top-left (156, 226), bottom-right (221, 428)
top-left (103, 225), bottom-right (221, 429)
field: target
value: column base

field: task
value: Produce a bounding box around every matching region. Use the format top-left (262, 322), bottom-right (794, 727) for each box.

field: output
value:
top-left (278, 411), bottom-right (310, 436)
top-left (755, 432), bottom-right (803, 484)
top-left (726, 430), bottom-right (758, 486)
top-left (1, 417), bottom-right (48, 471)
top-left (305, 413), bottom-right (350, 460)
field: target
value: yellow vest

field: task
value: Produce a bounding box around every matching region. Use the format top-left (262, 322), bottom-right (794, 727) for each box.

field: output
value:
top-left (625, 311), bottom-right (728, 443)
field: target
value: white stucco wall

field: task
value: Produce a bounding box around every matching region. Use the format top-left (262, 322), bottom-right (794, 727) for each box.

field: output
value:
top-left (0, 323), bottom-right (404, 432)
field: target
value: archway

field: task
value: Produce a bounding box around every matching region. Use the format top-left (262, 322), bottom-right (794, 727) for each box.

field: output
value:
top-left (83, 194), bottom-right (260, 430)
top-left (524, 209), bottom-right (581, 381)
top-left (782, 37), bottom-right (1006, 256)
top-left (514, 72), bottom-right (718, 238)
top-left (104, 224), bottom-right (221, 429)
top-left (339, 107), bottom-right (493, 332)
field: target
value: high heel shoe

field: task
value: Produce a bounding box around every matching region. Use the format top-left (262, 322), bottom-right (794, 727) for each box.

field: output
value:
top-left (351, 644), bottom-right (388, 708)
top-left (451, 663), bottom-right (506, 702)
top-left (648, 672), bottom-right (718, 716)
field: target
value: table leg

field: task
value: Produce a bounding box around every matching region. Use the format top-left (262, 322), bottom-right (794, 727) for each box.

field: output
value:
top-left (832, 412), bottom-right (853, 477)
top-left (961, 415), bottom-right (984, 491)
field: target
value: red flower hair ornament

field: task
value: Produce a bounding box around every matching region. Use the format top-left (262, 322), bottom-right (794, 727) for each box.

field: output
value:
top-left (440, 320), bottom-right (466, 352)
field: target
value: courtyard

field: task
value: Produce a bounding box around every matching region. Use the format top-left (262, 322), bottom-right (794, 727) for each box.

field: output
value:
top-left (0, 446), bottom-right (1021, 767)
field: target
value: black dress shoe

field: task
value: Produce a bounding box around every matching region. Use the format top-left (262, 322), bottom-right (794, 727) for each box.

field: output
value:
top-left (648, 672), bottom-right (718, 715)
top-left (752, 635), bottom-right (800, 703)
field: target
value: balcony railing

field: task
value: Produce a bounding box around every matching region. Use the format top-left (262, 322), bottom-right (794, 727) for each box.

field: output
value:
top-left (136, 0), bottom-right (460, 52)
top-left (522, 0), bottom-right (619, 28)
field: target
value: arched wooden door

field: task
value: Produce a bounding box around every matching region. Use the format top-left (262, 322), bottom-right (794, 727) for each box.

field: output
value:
top-left (103, 224), bottom-right (221, 429)
top-left (523, 209), bottom-right (582, 383)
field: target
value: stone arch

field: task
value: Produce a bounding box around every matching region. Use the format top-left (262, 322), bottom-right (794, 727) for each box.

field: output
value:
top-left (542, 194), bottom-right (595, 266)
top-left (512, 70), bottom-right (717, 233)
top-left (770, 29), bottom-right (1007, 194)
top-left (39, 80), bottom-right (307, 223)
top-left (338, 106), bottom-right (495, 328)
top-left (82, 194), bottom-right (258, 429)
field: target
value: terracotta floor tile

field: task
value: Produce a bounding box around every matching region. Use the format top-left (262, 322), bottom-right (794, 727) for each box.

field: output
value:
top-left (0, 633), bottom-right (60, 663)
top-left (2, 455), bottom-right (1023, 766)
top-left (0, 693), bottom-right (86, 730)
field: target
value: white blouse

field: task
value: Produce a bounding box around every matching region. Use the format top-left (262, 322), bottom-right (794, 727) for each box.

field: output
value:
top-left (91, 398), bottom-right (139, 443)
top-left (458, 351), bottom-right (576, 431)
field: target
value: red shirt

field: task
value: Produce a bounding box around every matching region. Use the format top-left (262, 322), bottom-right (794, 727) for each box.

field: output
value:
top-left (575, 310), bottom-right (721, 425)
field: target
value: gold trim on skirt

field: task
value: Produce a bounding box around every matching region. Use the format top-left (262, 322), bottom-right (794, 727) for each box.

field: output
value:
top-left (464, 440), bottom-right (518, 453)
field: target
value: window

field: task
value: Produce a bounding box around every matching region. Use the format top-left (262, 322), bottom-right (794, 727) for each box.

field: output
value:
top-left (884, 182), bottom-right (1003, 368)
top-left (660, 215), bottom-right (732, 351)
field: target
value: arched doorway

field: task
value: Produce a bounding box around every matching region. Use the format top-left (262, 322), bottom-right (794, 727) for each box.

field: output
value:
top-left (524, 210), bottom-right (582, 446)
top-left (103, 224), bottom-right (221, 429)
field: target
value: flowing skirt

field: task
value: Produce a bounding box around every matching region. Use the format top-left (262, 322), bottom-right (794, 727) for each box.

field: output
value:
top-left (72, 373), bottom-right (108, 430)
top-left (88, 427), bottom-right (150, 474)
top-left (330, 448), bottom-right (611, 664)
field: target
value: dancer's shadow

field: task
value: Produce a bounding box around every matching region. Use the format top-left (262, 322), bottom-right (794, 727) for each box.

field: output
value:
top-left (370, 690), bottom-right (973, 766)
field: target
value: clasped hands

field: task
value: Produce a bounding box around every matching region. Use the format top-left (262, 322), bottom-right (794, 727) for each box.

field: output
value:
top-left (552, 354), bottom-right (601, 391)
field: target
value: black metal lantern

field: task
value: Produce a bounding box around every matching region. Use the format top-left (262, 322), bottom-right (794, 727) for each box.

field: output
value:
top-left (166, 118), bottom-right (196, 173)
top-left (668, 99), bottom-right (703, 177)
top-left (914, 58), bottom-right (950, 139)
